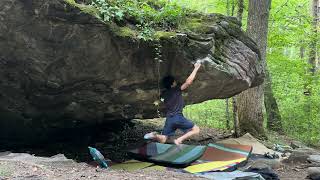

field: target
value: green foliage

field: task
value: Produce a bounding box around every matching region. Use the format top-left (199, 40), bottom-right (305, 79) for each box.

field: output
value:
top-left (91, 0), bottom-right (125, 21)
top-left (90, 0), bottom-right (189, 40)
top-left (174, 0), bottom-right (249, 29)
top-left (184, 100), bottom-right (231, 129)
top-left (266, 0), bottom-right (319, 145)
top-left (267, 51), bottom-right (320, 145)
top-left (268, 0), bottom-right (312, 48)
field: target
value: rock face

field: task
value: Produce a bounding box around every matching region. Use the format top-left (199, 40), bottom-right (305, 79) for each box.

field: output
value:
top-left (0, 0), bottom-right (263, 145)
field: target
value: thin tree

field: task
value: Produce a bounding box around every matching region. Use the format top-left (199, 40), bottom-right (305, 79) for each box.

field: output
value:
top-left (232, 97), bottom-right (239, 137)
top-left (232, 0), bottom-right (245, 138)
top-left (309, 0), bottom-right (319, 74)
top-left (231, 0), bottom-right (236, 16)
top-left (225, 99), bottom-right (230, 130)
top-left (227, 0), bottom-right (230, 16)
top-left (236, 0), bottom-right (272, 139)
top-left (304, 0), bottom-right (319, 94)
top-left (237, 0), bottom-right (244, 26)
top-left (225, 0), bottom-right (232, 130)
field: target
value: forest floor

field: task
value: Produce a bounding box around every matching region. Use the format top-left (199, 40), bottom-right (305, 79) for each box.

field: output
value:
top-left (0, 119), bottom-right (318, 180)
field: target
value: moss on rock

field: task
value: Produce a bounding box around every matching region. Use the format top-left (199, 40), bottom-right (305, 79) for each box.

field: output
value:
top-left (64, 0), bottom-right (98, 17)
top-left (63, 0), bottom-right (226, 40)
top-left (62, 0), bottom-right (241, 46)
top-left (154, 31), bottom-right (176, 40)
top-left (179, 16), bottom-right (218, 34)
top-left (117, 27), bottom-right (138, 38)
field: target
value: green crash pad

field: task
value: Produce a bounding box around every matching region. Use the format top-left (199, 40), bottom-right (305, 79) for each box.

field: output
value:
top-left (129, 142), bottom-right (207, 167)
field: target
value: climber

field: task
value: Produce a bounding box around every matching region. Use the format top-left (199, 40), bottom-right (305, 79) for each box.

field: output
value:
top-left (145, 62), bottom-right (201, 145)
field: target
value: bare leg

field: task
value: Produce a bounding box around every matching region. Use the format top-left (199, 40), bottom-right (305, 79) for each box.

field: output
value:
top-left (154, 134), bottom-right (168, 143)
top-left (174, 125), bottom-right (200, 145)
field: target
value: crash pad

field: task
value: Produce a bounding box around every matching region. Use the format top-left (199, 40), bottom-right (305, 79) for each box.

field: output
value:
top-left (150, 144), bottom-right (207, 165)
top-left (184, 158), bottom-right (247, 173)
top-left (217, 133), bottom-right (275, 155)
top-left (110, 160), bottom-right (154, 171)
top-left (129, 142), bottom-right (207, 166)
top-left (129, 142), bottom-right (172, 158)
top-left (143, 165), bottom-right (167, 171)
top-left (184, 143), bottom-right (252, 173)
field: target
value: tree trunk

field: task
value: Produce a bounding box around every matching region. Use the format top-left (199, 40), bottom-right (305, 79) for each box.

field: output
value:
top-left (232, 97), bottom-right (240, 137)
top-left (227, 0), bottom-right (230, 16)
top-left (231, 0), bottom-right (236, 16)
top-left (300, 46), bottom-right (305, 59)
top-left (226, 99), bottom-right (230, 129)
top-left (309, 0), bottom-right (319, 74)
top-left (305, 0), bottom-right (319, 95)
top-left (236, 0), bottom-right (272, 139)
top-left (232, 0), bottom-right (245, 137)
top-left (237, 0), bottom-right (244, 26)
top-left (265, 68), bottom-right (283, 133)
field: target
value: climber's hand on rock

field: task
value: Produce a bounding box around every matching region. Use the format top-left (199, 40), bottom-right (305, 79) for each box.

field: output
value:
top-left (194, 62), bottom-right (201, 69)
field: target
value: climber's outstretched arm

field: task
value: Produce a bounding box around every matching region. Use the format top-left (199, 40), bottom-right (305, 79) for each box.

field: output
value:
top-left (180, 62), bottom-right (201, 91)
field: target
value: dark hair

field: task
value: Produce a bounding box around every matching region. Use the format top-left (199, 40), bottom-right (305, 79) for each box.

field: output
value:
top-left (161, 75), bottom-right (175, 89)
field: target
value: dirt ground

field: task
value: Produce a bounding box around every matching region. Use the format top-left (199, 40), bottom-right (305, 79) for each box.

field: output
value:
top-left (0, 118), bottom-right (317, 180)
top-left (0, 160), bottom-right (206, 180)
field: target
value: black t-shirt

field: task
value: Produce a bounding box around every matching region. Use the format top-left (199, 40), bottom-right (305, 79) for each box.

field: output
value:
top-left (161, 86), bottom-right (185, 117)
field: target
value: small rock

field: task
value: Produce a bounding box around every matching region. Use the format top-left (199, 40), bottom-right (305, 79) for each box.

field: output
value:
top-left (250, 159), bottom-right (282, 169)
top-left (308, 155), bottom-right (320, 164)
top-left (293, 168), bottom-right (300, 172)
top-left (281, 152), bottom-right (291, 157)
top-left (290, 141), bottom-right (304, 149)
top-left (284, 148), bottom-right (319, 163)
top-left (307, 167), bottom-right (320, 180)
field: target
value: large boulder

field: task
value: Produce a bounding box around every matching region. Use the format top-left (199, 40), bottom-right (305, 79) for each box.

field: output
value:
top-left (0, 0), bottom-right (263, 145)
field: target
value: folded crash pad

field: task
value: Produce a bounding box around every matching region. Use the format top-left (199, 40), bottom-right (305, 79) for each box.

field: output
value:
top-left (184, 143), bottom-right (252, 173)
top-left (129, 142), bottom-right (207, 166)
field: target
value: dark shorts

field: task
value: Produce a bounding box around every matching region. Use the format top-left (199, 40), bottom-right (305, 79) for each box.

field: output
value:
top-left (162, 114), bottom-right (195, 137)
